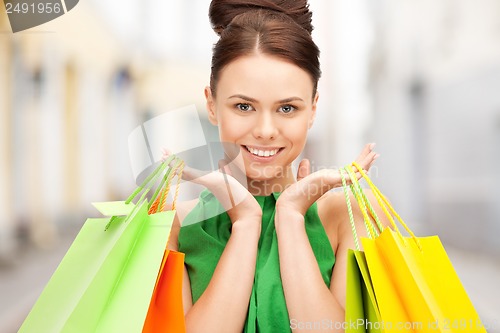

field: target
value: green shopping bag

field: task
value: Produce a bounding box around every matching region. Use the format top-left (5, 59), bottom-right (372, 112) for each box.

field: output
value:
top-left (345, 250), bottom-right (381, 333)
top-left (19, 157), bottom-right (183, 333)
top-left (342, 168), bottom-right (382, 333)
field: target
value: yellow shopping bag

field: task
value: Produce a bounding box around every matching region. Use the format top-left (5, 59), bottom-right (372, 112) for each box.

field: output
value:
top-left (342, 162), bottom-right (486, 333)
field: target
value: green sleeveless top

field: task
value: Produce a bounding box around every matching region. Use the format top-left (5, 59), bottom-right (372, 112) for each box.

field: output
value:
top-left (178, 189), bottom-right (335, 333)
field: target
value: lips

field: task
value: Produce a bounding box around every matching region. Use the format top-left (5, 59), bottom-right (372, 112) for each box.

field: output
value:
top-left (243, 145), bottom-right (284, 158)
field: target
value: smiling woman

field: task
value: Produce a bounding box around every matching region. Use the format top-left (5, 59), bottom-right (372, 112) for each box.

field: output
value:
top-left (166, 1), bottom-right (381, 333)
top-left (207, 54), bottom-right (317, 187)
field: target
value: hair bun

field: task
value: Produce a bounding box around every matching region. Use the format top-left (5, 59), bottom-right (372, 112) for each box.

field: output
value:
top-left (209, 0), bottom-right (313, 35)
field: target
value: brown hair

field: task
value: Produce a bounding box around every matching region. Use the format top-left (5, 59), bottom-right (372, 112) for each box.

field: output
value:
top-left (208, 0), bottom-right (321, 97)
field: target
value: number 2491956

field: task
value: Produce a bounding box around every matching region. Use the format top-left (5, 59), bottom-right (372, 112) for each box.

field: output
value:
top-left (5, 2), bottom-right (62, 14)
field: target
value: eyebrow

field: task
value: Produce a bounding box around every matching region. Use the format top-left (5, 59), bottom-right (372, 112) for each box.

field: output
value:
top-left (228, 94), bottom-right (304, 103)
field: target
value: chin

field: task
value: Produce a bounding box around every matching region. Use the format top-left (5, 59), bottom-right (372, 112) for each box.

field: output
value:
top-left (245, 164), bottom-right (288, 181)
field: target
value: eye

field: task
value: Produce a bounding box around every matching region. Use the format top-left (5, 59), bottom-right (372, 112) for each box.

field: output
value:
top-left (278, 105), bottom-right (296, 114)
top-left (236, 103), bottom-right (254, 112)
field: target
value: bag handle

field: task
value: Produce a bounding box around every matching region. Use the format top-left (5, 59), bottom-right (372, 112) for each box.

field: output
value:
top-left (350, 162), bottom-right (422, 250)
top-left (125, 155), bottom-right (176, 205)
top-left (148, 159), bottom-right (185, 215)
top-left (340, 168), bottom-right (361, 251)
top-left (344, 165), bottom-right (385, 237)
top-left (104, 155), bottom-right (182, 231)
top-left (340, 166), bottom-right (383, 250)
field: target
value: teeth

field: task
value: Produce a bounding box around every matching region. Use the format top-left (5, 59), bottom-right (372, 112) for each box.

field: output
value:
top-left (246, 146), bottom-right (280, 157)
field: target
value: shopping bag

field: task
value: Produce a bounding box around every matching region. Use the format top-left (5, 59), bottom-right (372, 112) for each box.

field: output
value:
top-left (345, 249), bottom-right (381, 333)
top-left (343, 162), bottom-right (486, 333)
top-left (362, 229), bottom-right (487, 332)
top-left (342, 168), bottom-right (382, 333)
top-left (143, 250), bottom-right (186, 333)
top-left (19, 157), bottom-right (184, 333)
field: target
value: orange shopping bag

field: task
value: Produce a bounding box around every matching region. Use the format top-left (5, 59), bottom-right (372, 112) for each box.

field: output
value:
top-left (143, 249), bottom-right (186, 333)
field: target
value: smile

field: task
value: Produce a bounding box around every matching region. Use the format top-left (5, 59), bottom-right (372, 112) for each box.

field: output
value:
top-left (243, 146), bottom-right (283, 157)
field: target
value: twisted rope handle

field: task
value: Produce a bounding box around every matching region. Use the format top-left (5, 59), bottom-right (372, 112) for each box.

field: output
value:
top-left (148, 159), bottom-right (185, 215)
top-left (104, 156), bottom-right (178, 231)
top-left (170, 162), bottom-right (184, 211)
top-left (351, 161), bottom-right (422, 250)
top-left (340, 168), bottom-right (360, 250)
top-left (345, 165), bottom-right (385, 235)
top-left (344, 166), bottom-right (380, 239)
top-left (125, 155), bottom-right (176, 205)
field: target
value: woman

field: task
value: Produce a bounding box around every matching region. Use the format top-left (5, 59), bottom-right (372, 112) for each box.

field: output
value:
top-left (165, 1), bottom-right (385, 332)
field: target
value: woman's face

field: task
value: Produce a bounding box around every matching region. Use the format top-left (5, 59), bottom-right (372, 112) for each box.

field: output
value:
top-left (205, 53), bottom-right (318, 183)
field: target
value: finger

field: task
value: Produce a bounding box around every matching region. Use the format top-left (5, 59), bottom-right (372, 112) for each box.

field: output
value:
top-left (362, 152), bottom-right (377, 168)
top-left (366, 152), bottom-right (379, 169)
top-left (161, 148), bottom-right (172, 157)
top-left (355, 145), bottom-right (378, 170)
top-left (352, 153), bottom-right (379, 181)
top-left (353, 144), bottom-right (372, 168)
top-left (161, 149), bottom-right (168, 161)
top-left (343, 170), bottom-right (364, 187)
top-left (297, 159), bottom-right (311, 181)
top-left (359, 142), bottom-right (375, 159)
top-left (161, 148), bottom-right (174, 162)
top-left (368, 153), bottom-right (380, 169)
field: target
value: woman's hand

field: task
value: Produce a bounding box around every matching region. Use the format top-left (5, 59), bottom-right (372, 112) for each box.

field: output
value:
top-left (162, 149), bottom-right (262, 223)
top-left (276, 143), bottom-right (378, 216)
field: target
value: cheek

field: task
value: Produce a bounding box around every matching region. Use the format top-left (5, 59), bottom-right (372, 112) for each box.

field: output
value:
top-left (217, 112), bottom-right (252, 142)
top-left (286, 119), bottom-right (310, 147)
top-left (218, 118), bottom-right (242, 141)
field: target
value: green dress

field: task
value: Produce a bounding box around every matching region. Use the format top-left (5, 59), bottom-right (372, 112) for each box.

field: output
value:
top-left (178, 189), bottom-right (336, 332)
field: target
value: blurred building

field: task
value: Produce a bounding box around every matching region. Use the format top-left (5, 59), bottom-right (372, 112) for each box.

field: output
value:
top-left (366, 0), bottom-right (500, 256)
top-left (0, 2), bottom-right (141, 258)
top-left (0, 1), bottom-right (215, 260)
top-left (301, 0), bottom-right (500, 257)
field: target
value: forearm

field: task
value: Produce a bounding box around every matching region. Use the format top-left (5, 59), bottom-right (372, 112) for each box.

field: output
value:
top-left (185, 218), bottom-right (260, 333)
top-left (275, 211), bottom-right (344, 333)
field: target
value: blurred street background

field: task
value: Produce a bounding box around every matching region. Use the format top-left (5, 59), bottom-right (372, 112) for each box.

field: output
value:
top-left (1, 0), bottom-right (499, 331)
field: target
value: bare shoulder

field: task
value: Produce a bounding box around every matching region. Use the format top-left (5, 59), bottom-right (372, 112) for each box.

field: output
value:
top-left (316, 191), bottom-right (349, 252)
top-left (165, 198), bottom-right (199, 251)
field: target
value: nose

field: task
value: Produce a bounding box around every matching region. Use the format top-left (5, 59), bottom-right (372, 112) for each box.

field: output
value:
top-left (252, 111), bottom-right (279, 140)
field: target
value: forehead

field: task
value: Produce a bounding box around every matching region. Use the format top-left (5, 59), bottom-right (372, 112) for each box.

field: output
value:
top-left (216, 54), bottom-right (314, 101)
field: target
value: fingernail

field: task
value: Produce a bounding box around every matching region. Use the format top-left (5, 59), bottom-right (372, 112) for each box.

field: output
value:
top-left (370, 143), bottom-right (376, 150)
